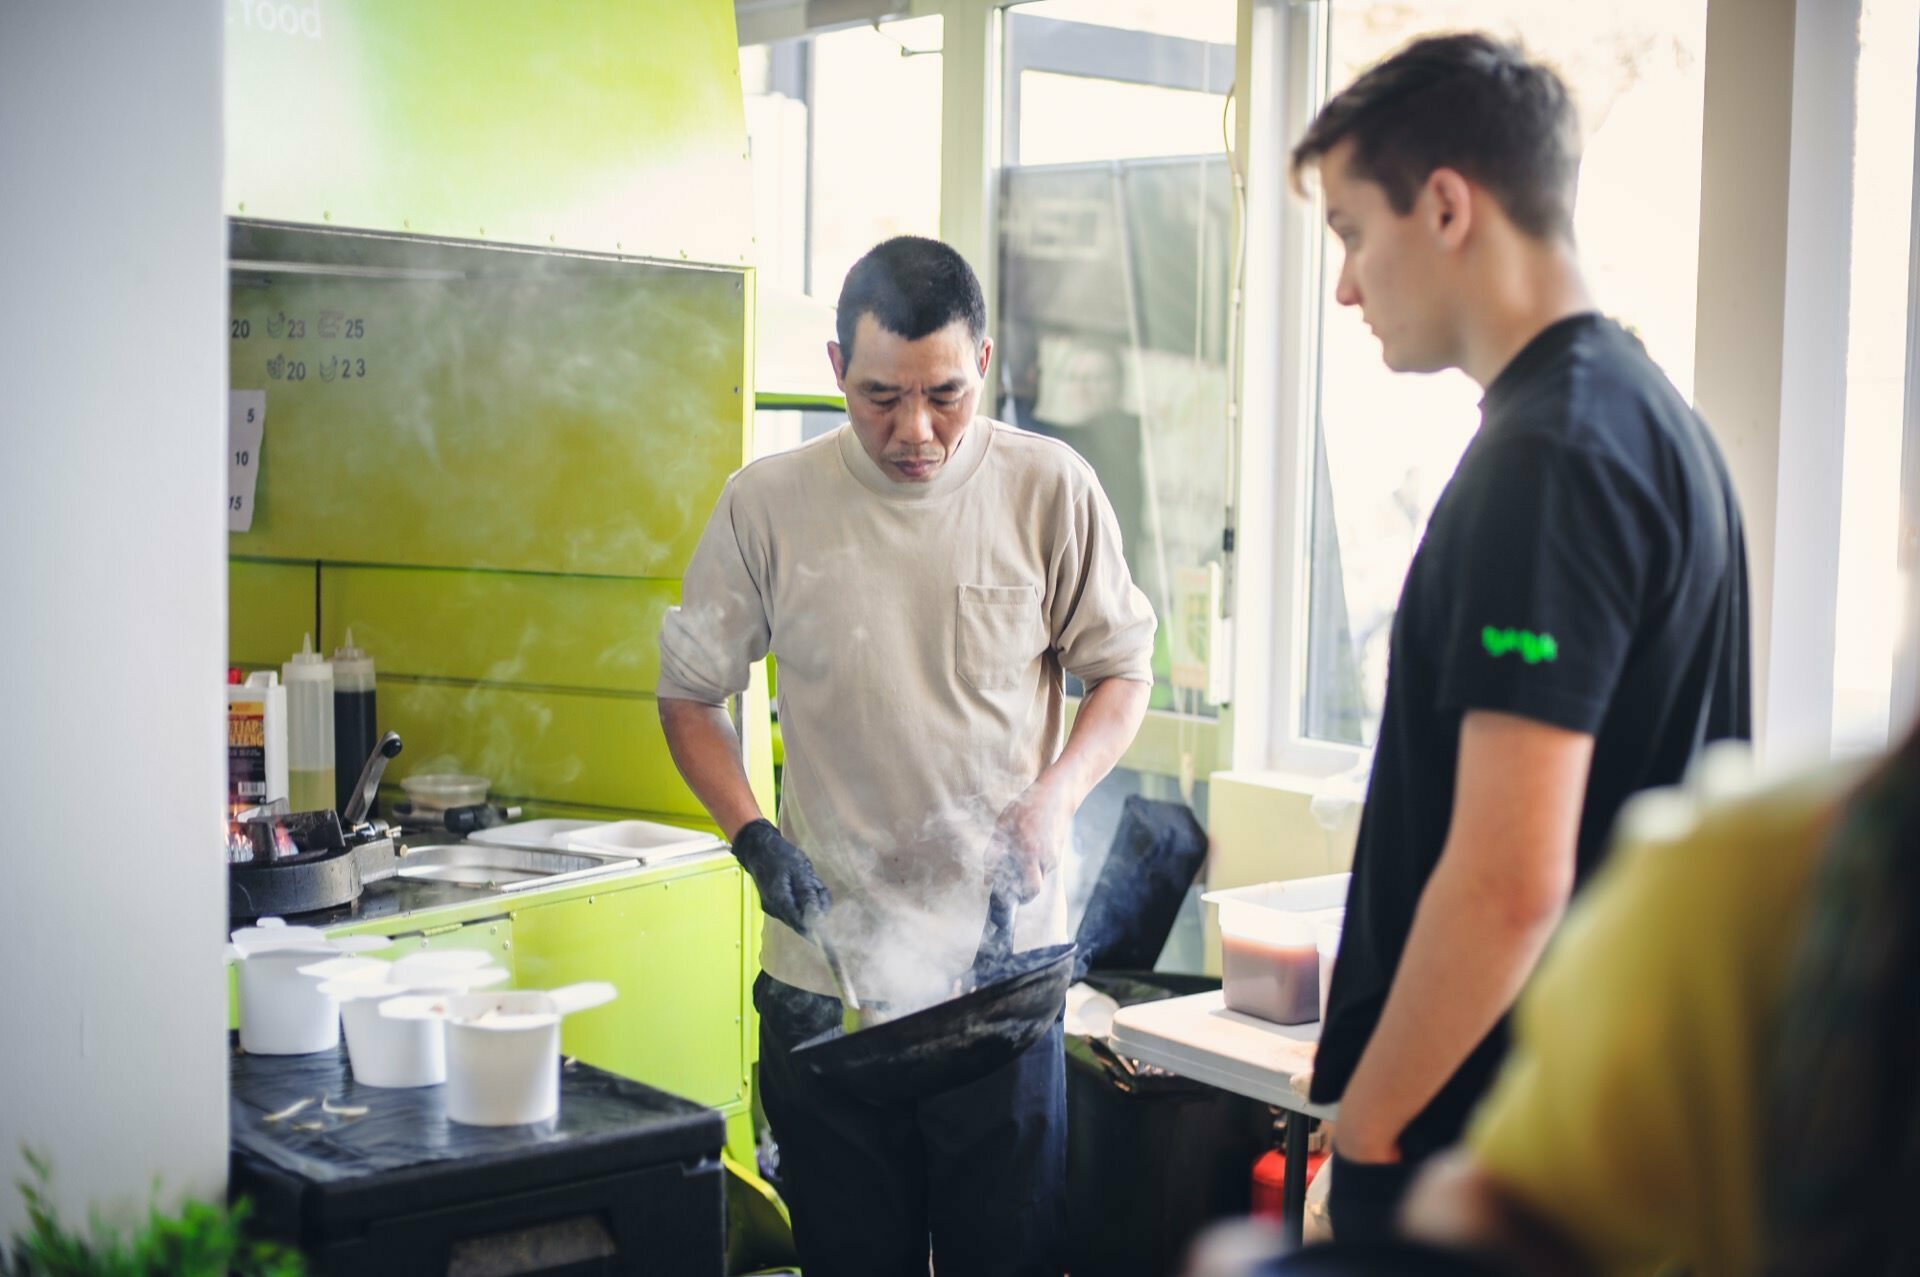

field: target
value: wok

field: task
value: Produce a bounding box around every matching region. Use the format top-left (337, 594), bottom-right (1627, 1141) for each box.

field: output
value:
top-left (791, 888), bottom-right (1077, 1103)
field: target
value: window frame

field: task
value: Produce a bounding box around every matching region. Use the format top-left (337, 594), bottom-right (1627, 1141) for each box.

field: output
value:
top-left (1897, 31), bottom-right (1920, 739)
top-left (1228, 0), bottom-right (1363, 777)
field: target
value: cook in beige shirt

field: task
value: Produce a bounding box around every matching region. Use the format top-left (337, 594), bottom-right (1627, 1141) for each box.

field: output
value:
top-left (658, 380), bottom-right (1155, 1005)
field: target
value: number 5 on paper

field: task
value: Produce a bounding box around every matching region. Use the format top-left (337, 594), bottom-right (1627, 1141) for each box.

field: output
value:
top-left (229, 389), bottom-right (265, 532)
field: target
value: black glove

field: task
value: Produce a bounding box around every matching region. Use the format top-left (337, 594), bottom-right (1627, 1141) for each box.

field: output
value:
top-left (730, 819), bottom-right (832, 936)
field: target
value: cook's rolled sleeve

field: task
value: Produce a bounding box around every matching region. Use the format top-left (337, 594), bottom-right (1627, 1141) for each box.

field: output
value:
top-left (1049, 473), bottom-right (1157, 689)
top-left (658, 479), bottom-right (772, 706)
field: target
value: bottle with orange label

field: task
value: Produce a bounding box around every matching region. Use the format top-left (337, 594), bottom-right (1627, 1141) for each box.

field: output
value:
top-left (226, 668), bottom-right (288, 817)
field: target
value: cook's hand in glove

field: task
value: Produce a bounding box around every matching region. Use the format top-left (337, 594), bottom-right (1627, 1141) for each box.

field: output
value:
top-left (985, 779), bottom-right (1072, 903)
top-left (730, 819), bottom-right (832, 935)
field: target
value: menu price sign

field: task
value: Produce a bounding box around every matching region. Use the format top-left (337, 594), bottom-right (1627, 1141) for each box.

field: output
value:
top-left (229, 390), bottom-right (265, 532)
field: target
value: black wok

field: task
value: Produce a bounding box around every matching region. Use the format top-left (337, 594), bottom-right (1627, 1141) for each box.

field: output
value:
top-left (791, 888), bottom-right (1077, 1103)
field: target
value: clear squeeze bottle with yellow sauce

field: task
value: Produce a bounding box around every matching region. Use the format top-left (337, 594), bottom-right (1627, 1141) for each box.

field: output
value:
top-left (282, 633), bottom-right (336, 815)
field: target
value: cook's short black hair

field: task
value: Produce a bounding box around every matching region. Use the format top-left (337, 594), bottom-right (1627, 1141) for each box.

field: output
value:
top-left (1291, 32), bottom-right (1579, 241)
top-left (835, 236), bottom-right (987, 366)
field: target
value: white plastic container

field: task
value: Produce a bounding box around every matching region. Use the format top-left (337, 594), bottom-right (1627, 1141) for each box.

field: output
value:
top-left (313, 952), bottom-right (508, 1088)
top-left (226, 671), bottom-right (288, 816)
top-left (1317, 920), bottom-right (1344, 1025)
top-left (383, 983), bottom-right (617, 1125)
top-left (282, 633), bottom-right (335, 815)
top-left (1203, 874), bottom-right (1349, 1026)
top-left (227, 919), bottom-right (391, 1055)
top-left (236, 947), bottom-right (344, 1054)
top-left (564, 819), bottom-right (724, 864)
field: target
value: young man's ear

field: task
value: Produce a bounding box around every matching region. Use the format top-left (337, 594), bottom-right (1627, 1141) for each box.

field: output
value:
top-left (1427, 168), bottom-right (1473, 248)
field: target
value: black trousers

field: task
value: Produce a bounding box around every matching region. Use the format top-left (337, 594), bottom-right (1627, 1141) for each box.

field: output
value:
top-left (1325, 1150), bottom-right (1422, 1244)
top-left (754, 972), bottom-right (1067, 1277)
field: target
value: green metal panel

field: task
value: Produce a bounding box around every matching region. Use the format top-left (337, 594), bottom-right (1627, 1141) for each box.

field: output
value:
top-left (227, 264), bottom-right (747, 579)
top-left (511, 861), bottom-right (750, 1110)
top-left (318, 566), bottom-right (678, 695)
top-left (224, 0), bottom-right (752, 265)
top-left (376, 678), bottom-right (699, 816)
top-left (229, 559), bottom-right (316, 668)
top-left (385, 918), bottom-right (515, 974)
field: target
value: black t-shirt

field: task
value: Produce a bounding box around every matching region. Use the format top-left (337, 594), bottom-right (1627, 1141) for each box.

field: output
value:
top-left (1308, 314), bottom-right (1751, 1154)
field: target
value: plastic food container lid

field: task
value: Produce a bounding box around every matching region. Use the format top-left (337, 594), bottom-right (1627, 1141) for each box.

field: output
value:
top-left (1203, 874), bottom-right (1350, 946)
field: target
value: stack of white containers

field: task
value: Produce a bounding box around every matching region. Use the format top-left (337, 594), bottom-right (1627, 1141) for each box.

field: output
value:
top-left (227, 917), bottom-right (619, 1126)
top-left (310, 951), bottom-right (511, 1088)
top-left (380, 982), bottom-right (617, 1125)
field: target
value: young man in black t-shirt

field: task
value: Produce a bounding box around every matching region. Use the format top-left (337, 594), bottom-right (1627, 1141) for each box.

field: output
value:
top-left (1288, 34), bottom-right (1751, 1240)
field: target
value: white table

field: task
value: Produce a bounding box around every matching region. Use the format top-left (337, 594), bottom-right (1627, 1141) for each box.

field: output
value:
top-left (1109, 991), bottom-right (1337, 1247)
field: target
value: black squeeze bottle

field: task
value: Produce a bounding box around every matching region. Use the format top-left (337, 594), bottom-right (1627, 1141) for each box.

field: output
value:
top-left (332, 630), bottom-right (378, 817)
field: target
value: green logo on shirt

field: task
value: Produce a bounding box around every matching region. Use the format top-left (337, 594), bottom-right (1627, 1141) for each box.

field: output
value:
top-left (1482, 626), bottom-right (1558, 665)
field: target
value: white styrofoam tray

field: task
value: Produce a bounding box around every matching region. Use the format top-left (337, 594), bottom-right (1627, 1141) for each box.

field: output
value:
top-left (564, 819), bottom-right (725, 864)
top-left (465, 819), bottom-right (600, 850)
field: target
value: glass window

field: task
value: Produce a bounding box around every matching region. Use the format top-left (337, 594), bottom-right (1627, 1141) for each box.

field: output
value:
top-left (1833, 0), bottom-right (1920, 754)
top-left (996, 0), bottom-right (1237, 715)
top-left (1302, 3), bottom-right (1710, 747)
top-left (739, 18), bottom-right (944, 305)
top-left (808, 17), bottom-right (945, 299)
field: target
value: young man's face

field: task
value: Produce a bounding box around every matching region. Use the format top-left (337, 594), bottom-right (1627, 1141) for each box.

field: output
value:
top-left (830, 313), bottom-right (991, 483)
top-left (1320, 138), bottom-right (1458, 375)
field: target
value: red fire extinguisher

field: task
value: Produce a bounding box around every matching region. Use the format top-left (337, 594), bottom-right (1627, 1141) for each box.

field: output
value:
top-left (1250, 1123), bottom-right (1329, 1222)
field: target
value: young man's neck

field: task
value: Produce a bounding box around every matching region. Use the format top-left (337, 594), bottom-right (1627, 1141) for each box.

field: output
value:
top-left (1457, 238), bottom-right (1593, 390)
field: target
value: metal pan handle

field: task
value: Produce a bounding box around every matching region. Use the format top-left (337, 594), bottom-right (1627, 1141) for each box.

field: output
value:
top-left (970, 885), bottom-right (1016, 986)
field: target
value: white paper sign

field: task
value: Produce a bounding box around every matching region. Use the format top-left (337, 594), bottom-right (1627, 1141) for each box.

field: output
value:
top-left (229, 390), bottom-right (265, 532)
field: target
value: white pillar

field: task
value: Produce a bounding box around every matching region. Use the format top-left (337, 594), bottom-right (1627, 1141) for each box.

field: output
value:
top-left (0, 0), bottom-right (229, 1232)
top-left (1694, 0), bottom-right (1861, 763)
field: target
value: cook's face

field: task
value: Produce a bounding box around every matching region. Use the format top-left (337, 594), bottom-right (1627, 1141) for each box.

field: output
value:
top-left (1320, 139), bottom-right (1453, 375)
top-left (830, 314), bottom-right (991, 483)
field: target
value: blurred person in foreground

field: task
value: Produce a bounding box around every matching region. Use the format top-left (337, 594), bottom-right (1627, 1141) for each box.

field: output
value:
top-left (1288, 32), bottom-right (1750, 1240)
top-left (1402, 727), bottom-right (1920, 1277)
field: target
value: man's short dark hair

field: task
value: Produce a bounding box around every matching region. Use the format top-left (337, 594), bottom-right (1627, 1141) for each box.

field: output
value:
top-left (1290, 33), bottom-right (1579, 241)
top-left (835, 236), bottom-right (987, 366)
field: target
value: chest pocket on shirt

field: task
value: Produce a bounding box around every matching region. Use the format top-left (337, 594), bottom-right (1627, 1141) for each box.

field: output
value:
top-left (956, 584), bottom-right (1044, 691)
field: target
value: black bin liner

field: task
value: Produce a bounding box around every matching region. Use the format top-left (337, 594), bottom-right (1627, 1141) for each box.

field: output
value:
top-left (1066, 972), bottom-right (1274, 1277)
top-left (228, 1042), bottom-right (725, 1276)
top-left (1072, 795), bottom-right (1209, 980)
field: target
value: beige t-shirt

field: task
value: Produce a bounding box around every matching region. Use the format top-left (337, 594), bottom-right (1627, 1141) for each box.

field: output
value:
top-left (658, 418), bottom-right (1156, 1004)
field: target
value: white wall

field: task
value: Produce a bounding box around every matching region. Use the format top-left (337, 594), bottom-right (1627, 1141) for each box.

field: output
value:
top-left (0, 0), bottom-right (229, 1236)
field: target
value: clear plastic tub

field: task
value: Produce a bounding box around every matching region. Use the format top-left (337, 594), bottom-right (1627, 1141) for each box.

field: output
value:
top-left (400, 773), bottom-right (489, 812)
top-left (1317, 920), bottom-right (1344, 1025)
top-left (1203, 874), bottom-right (1349, 1025)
